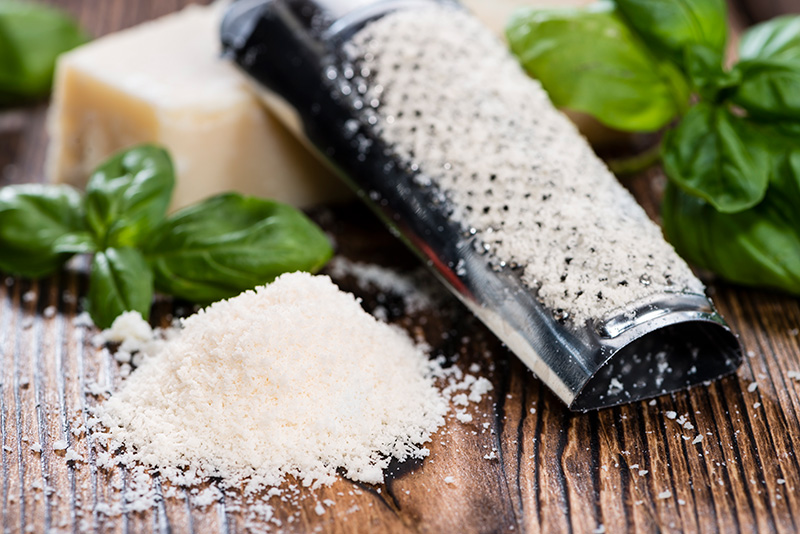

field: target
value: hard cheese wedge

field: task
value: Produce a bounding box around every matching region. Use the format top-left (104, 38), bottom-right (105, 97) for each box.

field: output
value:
top-left (46, 4), bottom-right (350, 210)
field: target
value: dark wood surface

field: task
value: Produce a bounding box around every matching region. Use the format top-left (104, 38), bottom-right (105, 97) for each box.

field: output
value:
top-left (738, 0), bottom-right (800, 22)
top-left (2, 1), bottom-right (800, 533)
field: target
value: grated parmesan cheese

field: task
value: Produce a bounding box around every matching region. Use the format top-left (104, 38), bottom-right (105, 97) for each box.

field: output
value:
top-left (345, 7), bottom-right (703, 323)
top-left (96, 273), bottom-right (454, 490)
top-left (325, 256), bottom-right (443, 313)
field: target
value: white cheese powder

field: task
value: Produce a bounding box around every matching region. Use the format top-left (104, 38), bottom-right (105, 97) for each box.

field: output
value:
top-left (96, 272), bottom-right (452, 490)
top-left (345, 7), bottom-right (703, 323)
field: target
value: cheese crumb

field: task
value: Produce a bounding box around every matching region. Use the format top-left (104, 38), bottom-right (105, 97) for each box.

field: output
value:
top-left (100, 311), bottom-right (155, 353)
top-left (72, 312), bottom-right (94, 328)
top-left (455, 411), bottom-right (473, 423)
top-left (452, 393), bottom-right (469, 406)
top-left (657, 491), bottom-right (672, 500)
top-left (468, 377), bottom-right (493, 402)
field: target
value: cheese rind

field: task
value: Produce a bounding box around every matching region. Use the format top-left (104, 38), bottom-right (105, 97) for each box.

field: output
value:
top-left (46, 4), bottom-right (350, 210)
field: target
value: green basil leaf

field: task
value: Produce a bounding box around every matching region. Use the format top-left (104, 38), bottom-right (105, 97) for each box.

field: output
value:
top-left (767, 151), bottom-right (800, 228)
top-left (684, 43), bottom-right (740, 99)
top-left (732, 59), bottom-right (800, 120)
top-left (88, 247), bottom-right (153, 329)
top-left (0, 184), bottom-right (94, 278)
top-left (145, 193), bottom-right (333, 303)
top-left (85, 145), bottom-right (175, 249)
top-left (613, 0), bottom-right (727, 65)
top-left (0, 1), bottom-right (88, 103)
top-left (662, 103), bottom-right (769, 213)
top-left (739, 15), bottom-right (800, 63)
top-left (506, 2), bottom-right (689, 132)
top-left (762, 120), bottom-right (800, 148)
top-left (662, 154), bottom-right (800, 294)
top-left (735, 15), bottom-right (800, 119)
top-left (0, 14), bottom-right (22, 105)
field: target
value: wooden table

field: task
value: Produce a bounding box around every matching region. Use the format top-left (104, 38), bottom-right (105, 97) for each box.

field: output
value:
top-left (2, 1), bottom-right (799, 532)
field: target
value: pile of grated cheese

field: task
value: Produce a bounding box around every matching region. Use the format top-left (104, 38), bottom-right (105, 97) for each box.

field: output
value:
top-left (95, 272), bottom-right (457, 490)
top-left (344, 7), bottom-right (703, 323)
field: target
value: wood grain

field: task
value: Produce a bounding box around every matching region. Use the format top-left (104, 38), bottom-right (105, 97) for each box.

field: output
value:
top-left (2, 1), bottom-right (800, 533)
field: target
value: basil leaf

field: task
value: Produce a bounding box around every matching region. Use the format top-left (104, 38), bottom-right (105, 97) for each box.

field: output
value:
top-left (767, 151), bottom-right (800, 229)
top-left (85, 145), bottom-right (175, 249)
top-left (0, 1), bottom-right (88, 103)
top-left (684, 43), bottom-right (740, 99)
top-left (734, 15), bottom-right (800, 119)
top-left (732, 59), bottom-right (800, 120)
top-left (613, 0), bottom-right (727, 65)
top-left (506, 2), bottom-right (689, 132)
top-left (662, 154), bottom-right (800, 294)
top-left (0, 14), bottom-right (22, 105)
top-left (145, 193), bottom-right (333, 303)
top-left (739, 15), bottom-right (800, 63)
top-left (88, 247), bottom-right (153, 329)
top-left (662, 103), bottom-right (769, 213)
top-left (0, 184), bottom-right (94, 278)
top-left (762, 120), bottom-right (800, 147)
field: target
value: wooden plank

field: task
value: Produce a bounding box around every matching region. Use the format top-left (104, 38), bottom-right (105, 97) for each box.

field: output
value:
top-left (2, 0), bottom-right (800, 532)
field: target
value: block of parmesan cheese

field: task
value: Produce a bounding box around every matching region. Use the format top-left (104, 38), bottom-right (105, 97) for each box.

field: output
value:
top-left (46, 3), bottom-right (350, 210)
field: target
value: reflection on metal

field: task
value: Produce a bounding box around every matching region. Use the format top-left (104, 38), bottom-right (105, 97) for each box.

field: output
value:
top-left (220, 0), bottom-right (742, 411)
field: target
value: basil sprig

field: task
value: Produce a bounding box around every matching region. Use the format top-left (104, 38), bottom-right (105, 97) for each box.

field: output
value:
top-left (0, 145), bottom-right (333, 327)
top-left (507, 1), bottom-right (800, 295)
top-left (0, 1), bottom-right (88, 104)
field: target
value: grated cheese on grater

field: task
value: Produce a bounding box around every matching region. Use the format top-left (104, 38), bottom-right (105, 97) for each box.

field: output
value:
top-left (95, 272), bottom-right (467, 492)
top-left (344, 7), bottom-right (703, 323)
